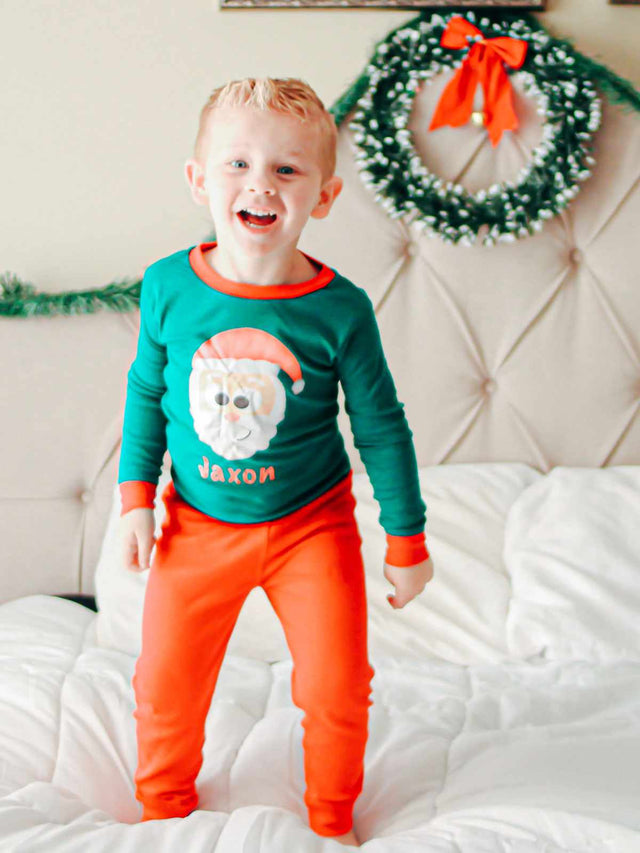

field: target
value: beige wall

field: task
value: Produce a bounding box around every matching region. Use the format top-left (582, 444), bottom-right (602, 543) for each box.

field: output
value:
top-left (2, 0), bottom-right (638, 291)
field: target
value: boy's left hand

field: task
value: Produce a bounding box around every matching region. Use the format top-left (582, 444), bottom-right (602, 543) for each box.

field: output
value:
top-left (384, 556), bottom-right (434, 609)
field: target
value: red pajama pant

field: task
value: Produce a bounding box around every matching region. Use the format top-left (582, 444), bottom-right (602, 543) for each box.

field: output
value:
top-left (131, 471), bottom-right (375, 836)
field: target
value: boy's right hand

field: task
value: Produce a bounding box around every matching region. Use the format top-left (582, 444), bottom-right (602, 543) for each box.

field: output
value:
top-left (119, 508), bottom-right (156, 572)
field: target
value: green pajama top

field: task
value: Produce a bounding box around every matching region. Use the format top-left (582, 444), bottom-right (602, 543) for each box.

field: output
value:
top-left (118, 242), bottom-right (428, 567)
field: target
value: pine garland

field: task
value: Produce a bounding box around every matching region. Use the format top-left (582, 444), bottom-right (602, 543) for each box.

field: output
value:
top-left (0, 271), bottom-right (141, 318)
top-left (1, 10), bottom-right (638, 316)
top-left (331, 10), bottom-right (640, 124)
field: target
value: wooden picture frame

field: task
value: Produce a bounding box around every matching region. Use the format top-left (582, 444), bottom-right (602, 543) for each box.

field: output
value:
top-left (220, 0), bottom-right (545, 9)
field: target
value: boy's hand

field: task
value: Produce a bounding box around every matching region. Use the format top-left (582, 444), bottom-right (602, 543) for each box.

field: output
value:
top-left (384, 556), bottom-right (434, 609)
top-left (119, 508), bottom-right (156, 572)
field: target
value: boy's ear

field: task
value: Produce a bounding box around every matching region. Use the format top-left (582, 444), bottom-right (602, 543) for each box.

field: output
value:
top-left (310, 175), bottom-right (343, 220)
top-left (184, 158), bottom-right (209, 206)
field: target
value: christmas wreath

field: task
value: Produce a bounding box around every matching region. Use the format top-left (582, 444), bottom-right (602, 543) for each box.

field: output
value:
top-left (346, 10), bottom-right (603, 246)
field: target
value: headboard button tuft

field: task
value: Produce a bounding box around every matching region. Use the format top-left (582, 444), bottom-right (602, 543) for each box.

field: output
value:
top-left (483, 378), bottom-right (497, 394)
top-left (80, 490), bottom-right (92, 504)
top-left (570, 248), bottom-right (583, 265)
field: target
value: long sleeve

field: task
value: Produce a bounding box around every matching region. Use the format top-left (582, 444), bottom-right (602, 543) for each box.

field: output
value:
top-left (337, 289), bottom-right (428, 565)
top-left (118, 270), bottom-right (168, 510)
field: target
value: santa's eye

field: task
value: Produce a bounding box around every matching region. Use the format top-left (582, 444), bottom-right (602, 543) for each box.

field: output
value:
top-left (234, 395), bottom-right (250, 409)
top-left (214, 392), bottom-right (229, 406)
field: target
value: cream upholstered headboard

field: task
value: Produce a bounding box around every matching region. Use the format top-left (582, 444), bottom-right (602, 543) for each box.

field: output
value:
top-left (2, 70), bottom-right (638, 603)
top-left (300, 73), bottom-right (640, 474)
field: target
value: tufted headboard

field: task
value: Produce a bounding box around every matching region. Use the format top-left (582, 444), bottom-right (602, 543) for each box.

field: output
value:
top-left (2, 70), bottom-right (638, 603)
top-left (300, 74), bottom-right (640, 473)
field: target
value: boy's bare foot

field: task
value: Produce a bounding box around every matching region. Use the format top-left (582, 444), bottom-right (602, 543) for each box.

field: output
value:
top-left (331, 828), bottom-right (360, 847)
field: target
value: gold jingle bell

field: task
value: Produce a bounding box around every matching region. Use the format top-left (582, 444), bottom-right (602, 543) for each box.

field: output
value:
top-left (470, 110), bottom-right (486, 127)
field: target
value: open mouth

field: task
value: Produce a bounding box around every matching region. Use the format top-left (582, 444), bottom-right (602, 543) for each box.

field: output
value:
top-left (238, 208), bottom-right (278, 228)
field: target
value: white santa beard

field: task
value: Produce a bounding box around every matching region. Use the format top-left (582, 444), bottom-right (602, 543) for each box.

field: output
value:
top-left (189, 359), bottom-right (287, 460)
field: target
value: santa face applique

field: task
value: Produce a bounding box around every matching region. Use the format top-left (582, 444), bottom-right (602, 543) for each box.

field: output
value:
top-left (189, 327), bottom-right (305, 461)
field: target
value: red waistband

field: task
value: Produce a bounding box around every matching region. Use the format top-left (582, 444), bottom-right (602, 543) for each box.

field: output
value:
top-left (161, 470), bottom-right (355, 528)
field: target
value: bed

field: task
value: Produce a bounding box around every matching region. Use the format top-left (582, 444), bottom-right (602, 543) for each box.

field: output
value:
top-left (1, 69), bottom-right (639, 851)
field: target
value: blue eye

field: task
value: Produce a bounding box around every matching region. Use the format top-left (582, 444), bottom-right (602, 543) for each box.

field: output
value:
top-left (277, 166), bottom-right (295, 175)
top-left (231, 160), bottom-right (247, 168)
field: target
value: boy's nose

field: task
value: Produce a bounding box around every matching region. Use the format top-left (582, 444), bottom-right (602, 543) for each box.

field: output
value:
top-left (247, 180), bottom-right (275, 196)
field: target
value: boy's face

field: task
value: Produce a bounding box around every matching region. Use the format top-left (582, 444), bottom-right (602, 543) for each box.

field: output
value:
top-left (185, 106), bottom-right (342, 262)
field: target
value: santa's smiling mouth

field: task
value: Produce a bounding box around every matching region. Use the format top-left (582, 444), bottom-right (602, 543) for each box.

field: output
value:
top-left (238, 209), bottom-right (278, 228)
top-left (233, 427), bottom-right (252, 441)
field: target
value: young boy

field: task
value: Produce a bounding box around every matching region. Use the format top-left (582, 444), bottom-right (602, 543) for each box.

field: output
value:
top-left (118, 77), bottom-right (433, 847)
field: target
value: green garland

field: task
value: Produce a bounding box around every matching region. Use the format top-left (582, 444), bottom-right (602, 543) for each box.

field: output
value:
top-left (2, 10), bottom-right (638, 316)
top-left (331, 10), bottom-right (640, 125)
top-left (0, 271), bottom-right (141, 318)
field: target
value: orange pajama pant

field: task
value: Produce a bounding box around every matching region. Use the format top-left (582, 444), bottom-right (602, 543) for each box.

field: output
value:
top-left (131, 470), bottom-right (375, 836)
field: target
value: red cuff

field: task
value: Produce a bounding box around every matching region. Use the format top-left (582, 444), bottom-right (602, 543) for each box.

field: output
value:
top-left (119, 481), bottom-right (157, 515)
top-left (385, 532), bottom-right (430, 567)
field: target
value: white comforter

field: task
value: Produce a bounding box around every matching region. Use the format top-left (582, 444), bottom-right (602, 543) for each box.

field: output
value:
top-left (2, 595), bottom-right (640, 852)
top-left (2, 463), bottom-right (640, 852)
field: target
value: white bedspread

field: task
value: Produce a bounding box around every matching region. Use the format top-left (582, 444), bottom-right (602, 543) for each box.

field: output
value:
top-left (1, 594), bottom-right (639, 852)
top-left (2, 464), bottom-right (640, 851)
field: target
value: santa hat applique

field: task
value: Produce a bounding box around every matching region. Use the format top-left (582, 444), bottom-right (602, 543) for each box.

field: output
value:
top-left (192, 327), bottom-right (305, 394)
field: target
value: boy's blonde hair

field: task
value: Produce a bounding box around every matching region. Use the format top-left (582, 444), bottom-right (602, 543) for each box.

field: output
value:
top-left (193, 77), bottom-right (338, 182)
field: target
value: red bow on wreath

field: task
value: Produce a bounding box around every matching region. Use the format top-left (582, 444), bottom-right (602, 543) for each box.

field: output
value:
top-left (428, 16), bottom-right (528, 147)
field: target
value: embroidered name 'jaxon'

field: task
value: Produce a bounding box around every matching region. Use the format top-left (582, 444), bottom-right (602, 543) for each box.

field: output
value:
top-left (198, 456), bottom-right (276, 485)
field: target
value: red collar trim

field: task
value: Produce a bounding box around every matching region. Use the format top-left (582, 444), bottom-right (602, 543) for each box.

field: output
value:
top-left (188, 242), bottom-right (335, 299)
